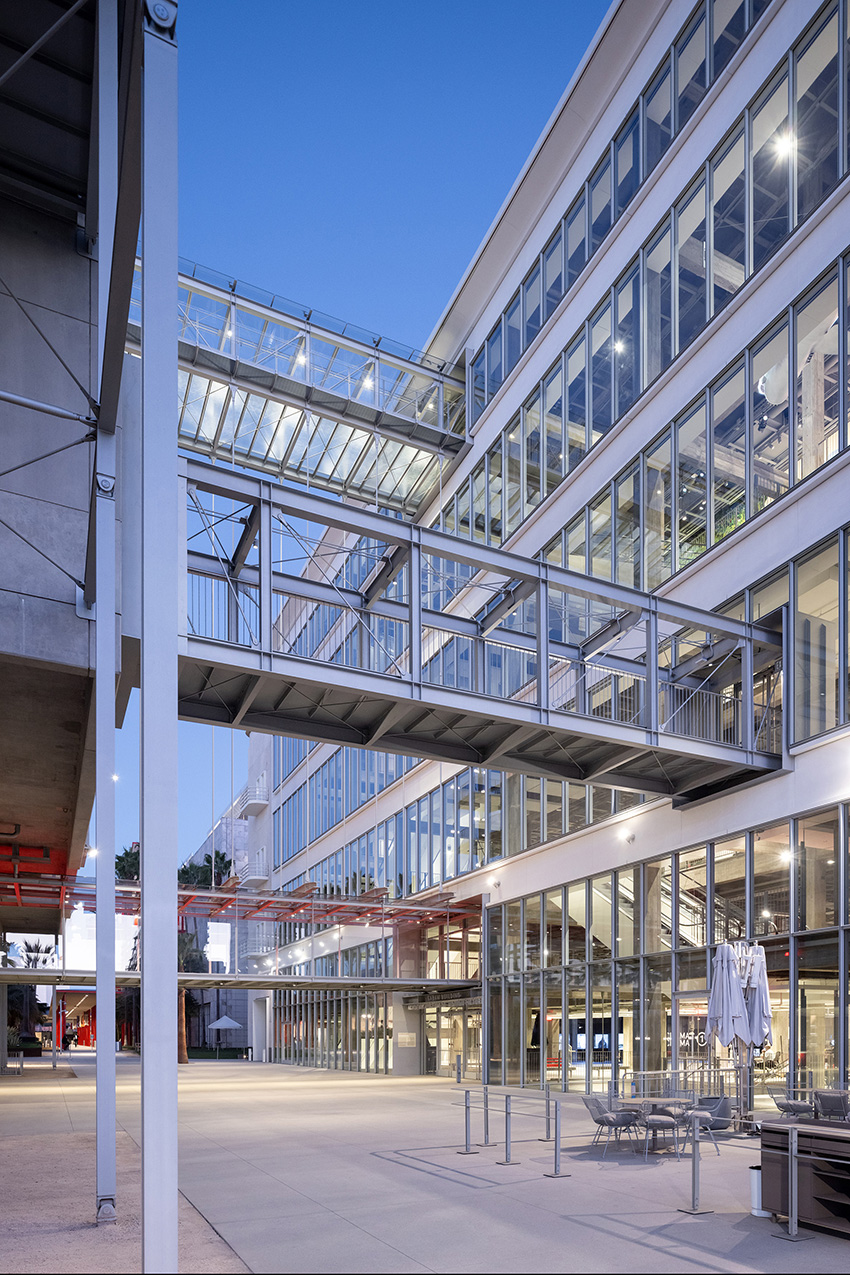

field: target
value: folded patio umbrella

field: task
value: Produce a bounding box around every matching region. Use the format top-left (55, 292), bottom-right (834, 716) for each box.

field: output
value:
top-left (743, 945), bottom-right (773, 1052)
top-left (707, 943), bottom-right (752, 1049)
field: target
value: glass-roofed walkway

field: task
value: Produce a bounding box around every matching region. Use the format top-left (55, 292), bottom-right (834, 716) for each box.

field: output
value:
top-left (126, 260), bottom-right (467, 515)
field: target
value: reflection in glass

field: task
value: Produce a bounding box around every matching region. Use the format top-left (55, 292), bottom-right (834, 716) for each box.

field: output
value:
top-left (615, 266), bottom-right (640, 418)
top-left (796, 935), bottom-right (839, 1090)
top-left (753, 823), bottom-right (790, 936)
top-left (795, 273), bottom-right (839, 482)
top-left (590, 157), bottom-right (612, 252)
top-left (590, 490), bottom-right (612, 580)
top-left (645, 61), bottom-right (672, 172)
top-left (712, 363), bottom-right (746, 543)
top-left (544, 365), bottom-right (563, 497)
top-left (644, 858), bottom-right (672, 953)
top-left (677, 402), bottom-right (708, 569)
top-left (797, 808), bottom-right (839, 930)
top-left (589, 963), bottom-right (613, 1092)
top-left (615, 110), bottom-right (640, 215)
top-left (619, 867), bottom-right (637, 958)
top-left (751, 324), bottom-right (789, 512)
top-left (645, 954), bottom-right (672, 1073)
top-left (711, 127), bottom-right (745, 313)
top-left (545, 890), bottom-right (563, 967)
top-left (751, 74), bottom-right (790, 270)
top-left (677, 10), bottom-right (707, 129)
top-left (795, 10), bottom-right (839, 223)
top-left (714, 835), bottom-right (746, 941)
top-left (590, 303), bottom-right (612, 441)
top-left (795, 538), bottom-right (839, 740)
top-left (523, 264), bottom-right (541, 349)
top-left (589, 874), bottom-right (613, 959)
top-left (566, 194), bottom-right (587, 286)
top-left (712, 0), bottom-right (744, 77)
top-left (616, 959), bottom-right (641, 1076)
top-left (566, 334), bottom-right (587, 467)
top-left (505, 294), bottom-right (521, 375)
top-left (616, 464), bottom-right (640, 588)
top-left (544, 229), bottom-right (564, 321)
top-left (677, 181), bottom-right (707, 350)
top-left (567, 882), bottom-right (587, 961)
top-left (486, 323), bottom-right (502, 400)
top-left (645, 224), bottom-right (672, 382)
top-left (645, 432), bottom-right (672, 589)
top-left (678, 847), bottom-right (708, 947)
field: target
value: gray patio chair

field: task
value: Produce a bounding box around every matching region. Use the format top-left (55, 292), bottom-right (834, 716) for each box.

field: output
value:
top-left (676, 1095), bottom-right (732, 1156)
top-left (814, 1089), bottom-right (850, 1120)
top-left (767, 1084), bottom-right (814, 1118)
top-left (581, 1095), bottom-right (639, 1158)
top-left (638, 1108), bottom-right (681, 1161)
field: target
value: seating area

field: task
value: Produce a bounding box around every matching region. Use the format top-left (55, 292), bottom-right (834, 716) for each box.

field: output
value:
top-left (813, 1089), bottom-right (850, 1120)
top-left (582, 1092), bottom-right (733, 1159)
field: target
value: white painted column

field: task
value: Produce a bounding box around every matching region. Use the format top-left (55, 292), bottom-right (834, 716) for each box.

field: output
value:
top-left (140, 3), bottom-right (179, 1271)
top-left (94, 0), bottom-right (119, 1225)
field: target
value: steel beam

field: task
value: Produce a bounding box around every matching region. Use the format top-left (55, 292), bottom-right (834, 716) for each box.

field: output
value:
top-left (183, 460), bottom-right (782, 648)
top-left (140, 4), bottom-right (179, 1271)
top-left (94, 0), bottom-right (119, 1227)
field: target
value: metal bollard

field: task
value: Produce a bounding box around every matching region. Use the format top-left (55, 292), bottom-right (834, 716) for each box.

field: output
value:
top-left (772, 1123), bottom-right (812, 1242)
top-left (457, 1088), bottom-right (479, 1155)
top-left (456, 1053), bottom-right (462, 1084)
top-left (497, 1095), bottom-right (519, 1164)
top-left (539, 1081), bottom-right (553, 1141)
top-left (544, 1100), bottom-right (571, 1178)
top-left (678, 1113), bottom-right (712, 1216)
top-left (478, 1085), bottom-right (493, 1146)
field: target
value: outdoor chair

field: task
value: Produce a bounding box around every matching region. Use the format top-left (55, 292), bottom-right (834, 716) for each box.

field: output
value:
top-left (637, 1108), bottom-right (681, 1160)
top-left (767, 1084), bottom-right (814, 1118)
top-left (581, 1095), bottom-right (639, 1158)
top-left (676, 1096), bottom-right (733, 1156)
top-left (814, 1089), bottom-right (850, 1120)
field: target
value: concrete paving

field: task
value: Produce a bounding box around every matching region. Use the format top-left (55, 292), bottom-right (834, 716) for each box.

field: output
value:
top-left (5, 1052), bottom-right (850, 1274)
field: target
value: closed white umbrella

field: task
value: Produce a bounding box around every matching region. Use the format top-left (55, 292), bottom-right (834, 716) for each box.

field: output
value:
top-left (743, 946), bottom-right (773, 1052)
top-left (707, 943), bottom-right (752, 1049)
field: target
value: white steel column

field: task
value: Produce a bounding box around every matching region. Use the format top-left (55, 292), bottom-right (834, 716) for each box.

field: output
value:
top-left (140, 2), bottom-right (179, 1271)
top-left (94, 0), bottom-right (119, 1226)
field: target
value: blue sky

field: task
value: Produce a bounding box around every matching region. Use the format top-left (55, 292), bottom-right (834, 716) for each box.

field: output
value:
top-left (107, 0), bottom-right (612, 868)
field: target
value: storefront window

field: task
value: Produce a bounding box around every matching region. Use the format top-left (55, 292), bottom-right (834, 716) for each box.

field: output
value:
top-left (616, 959), bottom-right (641, 1077)
top-left (645, 954), bottom-right (672, 1073)
top-left (589, 963), bottom-right (613, 1092)
top-left (589, 874), bottom-right (613, 959)
top-left (678, 847), bottom-right (708, 947)
top-left (644, 857), bottom-right (673, 952)
top-left (504, 901), bottom-right (522, 974)
top-left (714, 834), bottom-right (746, 941)
top-left (797, 808), bottom-right (840, 930)
top-left (753, 822), bottom-right (791, 936)
top-left (567, 882), bottom-right (587, 961)
top-left (796, 935), bottom-right (839, 1090)
top-left (616, 867), bottom-right (640, 957)
top-left (525, 894), bottom-right (542, 969)
top-left (795, 538), bottom-right (840, 741)
top-left (545, 889), bottom-right (564, 967)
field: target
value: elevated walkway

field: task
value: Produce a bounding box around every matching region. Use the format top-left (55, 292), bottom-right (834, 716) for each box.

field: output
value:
top-left (176, 462), bottom-right (786, 805)
top-left (125, 261), bottom-right (467, 516)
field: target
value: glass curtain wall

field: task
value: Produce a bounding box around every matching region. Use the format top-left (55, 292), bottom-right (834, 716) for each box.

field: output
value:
top-left (487, 804), bottom-right (849, 1093)
top-left (456, 4), bottom-right (848, 540)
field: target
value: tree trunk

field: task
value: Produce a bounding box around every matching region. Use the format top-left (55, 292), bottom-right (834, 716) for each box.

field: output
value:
top-left (178, 987), bottom-right (189, 1064)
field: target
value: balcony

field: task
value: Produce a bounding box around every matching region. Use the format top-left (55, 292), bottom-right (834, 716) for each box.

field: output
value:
top-left (238, 785), bottom-right (268, 818)
top-left (237, 850), bottom-right (269, 889)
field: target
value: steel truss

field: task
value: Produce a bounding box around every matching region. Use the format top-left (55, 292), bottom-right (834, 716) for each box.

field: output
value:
top-left (177, 460), bottom-right (786, 804)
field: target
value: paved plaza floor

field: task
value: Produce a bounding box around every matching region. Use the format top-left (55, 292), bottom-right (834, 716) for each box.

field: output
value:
top-left (3, 1052), bottom-right (850, 1273)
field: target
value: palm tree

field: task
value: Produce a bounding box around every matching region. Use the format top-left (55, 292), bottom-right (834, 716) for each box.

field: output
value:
top-left (177, 931), bottom-right (206, 1064)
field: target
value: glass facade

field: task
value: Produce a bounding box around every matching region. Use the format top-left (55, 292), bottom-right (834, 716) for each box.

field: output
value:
top-left (470, 0), bottom-right (775, 425)
top-left (288, 771), bottom-right (644, 898)
top-left (487, 804), bottom-right (848, 1094)
top-left (455, 3), bottom-right (848, 543)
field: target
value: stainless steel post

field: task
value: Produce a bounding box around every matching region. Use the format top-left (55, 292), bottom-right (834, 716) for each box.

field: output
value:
top-left (497, 1095), bottom-right (518, 1164)
top-left (544, 1100), bottom-right (570, 1178)
top-left (456, 1052), bottom-right (461, 1084)
top-left (457, 1089), bottom-right (479, 1155)
top-left (540, 1081), bottom-right (553, 1141)
top-left (479, 1084), bottom-right (492, 1146)
top-left (789, 1126), bottom-right (798, 1238)
top-left (140, 2), bottom-right (179, 1271)
top-left (678, 1112), bottom-right (713, 1216)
